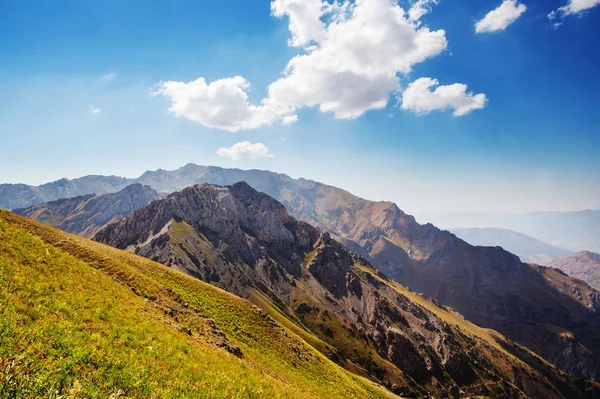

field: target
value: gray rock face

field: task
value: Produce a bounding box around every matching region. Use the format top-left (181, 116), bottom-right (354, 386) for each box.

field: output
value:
top-left (14, 184), bottom-right (161, 238)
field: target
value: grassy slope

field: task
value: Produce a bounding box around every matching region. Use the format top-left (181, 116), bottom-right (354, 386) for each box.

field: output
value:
top-left (0, 211), bottom-right (395, 399)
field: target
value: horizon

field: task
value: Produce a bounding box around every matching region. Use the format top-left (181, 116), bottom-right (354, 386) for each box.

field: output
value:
top-left (1, 0), bottom-right (599, 214)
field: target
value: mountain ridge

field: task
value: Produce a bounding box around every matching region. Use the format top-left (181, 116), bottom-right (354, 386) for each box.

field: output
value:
top-left (13, 183), bottom-right (161, 238)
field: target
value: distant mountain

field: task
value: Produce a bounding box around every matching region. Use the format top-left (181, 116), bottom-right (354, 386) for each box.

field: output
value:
top-left (549, 251), bottom-right (600, 291)
top-left (0, 175), bottom-right (131, 210)
top-left (13, 184), bottom-right (161, 238)
top-left (93, 182), bottom-right (593, 398)
top-left (4, 163), bottom-right (600, 380)
top-left (419, 211), bottom-right (600, 253)
top-left (450, 227), bottom-right (572, 262)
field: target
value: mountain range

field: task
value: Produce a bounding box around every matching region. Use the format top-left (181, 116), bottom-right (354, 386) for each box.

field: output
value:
top-left (5, 164), bottom-right (600, 384)
top-left (21, 182), bottom-right (600, 398)
top-left (13, 183), bottom-right (161, 238)
top-left (450, 227), bottom-right (572, 263)
top-left (91, 181), bottom-right (596, 398)
top-left (420, 211), bottom-right (600, 253)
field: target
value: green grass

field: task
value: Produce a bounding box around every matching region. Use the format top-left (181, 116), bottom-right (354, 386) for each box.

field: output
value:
top-left (0, 211), bottom-right (395, 399)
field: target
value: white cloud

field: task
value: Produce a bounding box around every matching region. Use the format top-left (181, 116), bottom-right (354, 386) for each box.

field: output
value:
top-left (99, 72), bottom-right (118, 83)
top-left (270, 0), bottom-right (329, 47)
top-left (408, 0), bottom-right (439, 22)
top-left (152, 76), bottom-right (288, 132)
top-left (89, 105), bottom-right (102, 114)
top-left (475, 0), bottom-right (527, 33)
top-left (267, 0), bottom-right (448, 120)
top-left (401, 77), bottom-right (487, 116)
top-left (548, 0), bottom-right (600, 22)
top-left (155, 0), bottom-right (487, 130)
top-left (282, 114), bottom-right (299, 125)
top-left (216, 141), bottom-right (273, 161)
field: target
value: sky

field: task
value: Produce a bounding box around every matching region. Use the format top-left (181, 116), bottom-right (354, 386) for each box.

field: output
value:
top-left (0, 0), bottom-right (599, 215)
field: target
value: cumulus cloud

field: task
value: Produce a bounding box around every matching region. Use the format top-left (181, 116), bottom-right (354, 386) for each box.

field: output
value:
top-left (89, 105), bottom-right (102, 114)
top-left (152, 76), bottom-right (288, 132)
top-left (475, 0), bottom-right (527, 33)
top-left (548, 0), bottom-right (600, 23)
top-left (155, 0), bottom-right (486, 130)
top-left (267, 0), bottom-right (448, 119)
top-left (270, 0), bottom-right (329, 47)
top-left (216, 141), bottom-right (273, 160)
top-left (401, 78), bottom-right (487, 116)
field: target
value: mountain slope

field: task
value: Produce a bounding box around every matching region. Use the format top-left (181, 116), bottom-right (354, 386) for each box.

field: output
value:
top-left (0, 210), bottom-right (397, 399)
top-left (94, 182), bottom-right (596, 399)
top-left (450, 227), bottom-right (572, 262)
top-left (13, 184), bottom-right (161, 238)
top-left (4, 164), bottom-right (600, 380)
top-left (309, 196), bottom-right (600, 381)
top-left (549, 251), bottom-right (600, 291)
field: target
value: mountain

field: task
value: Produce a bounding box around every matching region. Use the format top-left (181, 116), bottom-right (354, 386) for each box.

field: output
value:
top-left (419, 211), bottom-right (600, 253)
top-left (0, 210), bottom-right (398, 399)
top-left (450, 227), bottom-right (572, 262)
top-left (93, 182), bottom-right (598, 398)
top-left (4, 163), bottom-right (600, 380)
top-left (0, 175), bottom-right (131, 210)
top-left (549, 251), bottom-right (600, 291)
top-left (13, 184), bottom-right (161, 238)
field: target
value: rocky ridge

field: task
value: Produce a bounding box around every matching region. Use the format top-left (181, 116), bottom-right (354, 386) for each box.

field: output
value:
top-left (94, 182), bottom-right (597, 398)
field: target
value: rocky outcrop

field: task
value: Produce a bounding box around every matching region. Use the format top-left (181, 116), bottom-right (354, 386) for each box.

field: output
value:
top-left (549, 251), bottom-right (600, 291)
top-left (95, 182), bottom-right (595, 398)
top-left (14, 184), bottom-right (161, 238)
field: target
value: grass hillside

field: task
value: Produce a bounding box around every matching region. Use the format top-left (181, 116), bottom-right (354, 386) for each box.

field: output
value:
top-left (0, 210), bottom-right (395, 399)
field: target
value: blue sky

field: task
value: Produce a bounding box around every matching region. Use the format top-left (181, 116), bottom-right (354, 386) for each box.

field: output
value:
top-left (0, 0), bottom-right (598, 214)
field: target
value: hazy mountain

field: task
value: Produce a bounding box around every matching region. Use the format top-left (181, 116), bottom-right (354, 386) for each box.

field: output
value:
top-left (13, 184), bottom-right (161, 238)
top-left (0, 175), bottom-right (131, 210)
top-left (549, 251), bottom-right (600, 291)
top-left (4, 163), bottom-right (600, 380)
top-left (419, 211), bottom-right (600, 253)
top-left (450, 227), bottom-right (572, 262)
top-left (92, 183), bottom-right (594, 398)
